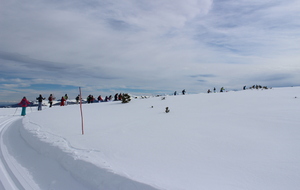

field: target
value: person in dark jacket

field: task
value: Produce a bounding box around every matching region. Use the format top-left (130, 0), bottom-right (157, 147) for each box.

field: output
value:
top-left (76, 95), bottom-right (80, 104)
top-left (118, 93), bottom-right (123, 101)
top-left (36, 94), bottom-right (45, 111)
top-left (19, 97), bottom-right (30, 116)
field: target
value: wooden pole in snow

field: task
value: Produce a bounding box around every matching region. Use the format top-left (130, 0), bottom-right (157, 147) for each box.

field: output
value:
top-left (79, 87), bottom-right (84, 135)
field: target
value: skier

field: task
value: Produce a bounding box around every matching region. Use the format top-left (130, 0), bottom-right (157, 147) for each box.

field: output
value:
top-left (90, 95), bottom-right (94, 103)
top-left (87, 95), bottom-right (90, 103)
top-left (97, 95), bottom-right (103, 102)
top-left (36, 94), bottom-right (45, 111)
top-left (213, 87), bottom-right (216, 93)
top-left (18, 97), bottom-right (31, 116)
top-left (64, 94), bottom-right (68, 105)
top-left (76, 95), bottom-right (80, 104)
top-left (60, 96), bottom-right (66, 106)
top-left (182, 89), bottom-right (186, 95)
top-left (48, 94), bottom-right (55, 107)
top-left (118, 93), bottom-right (123, 101)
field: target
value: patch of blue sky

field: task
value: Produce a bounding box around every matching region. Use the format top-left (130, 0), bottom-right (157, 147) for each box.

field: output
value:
top-left (0, 74), bottom-right (19, 80)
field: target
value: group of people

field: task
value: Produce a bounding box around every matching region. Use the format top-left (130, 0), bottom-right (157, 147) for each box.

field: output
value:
top-left (206, 85), bottom-right (269, 93)
top-left (18, 94), bottom-right (67, 116)
top-left (245, 85), bottom-right (269, 90)
top-left (207, 87), bottom-right (225, 93)
top-left (86, 93), bottom-right (124, 104)
top-left (35, 94), bottom-right (69, 107)
top-left (18, 92), bottom-right (127, 116)
top-left (174, 89), bottom-right (186, 96)
top-left (18, 94), bottom-right (53, 116)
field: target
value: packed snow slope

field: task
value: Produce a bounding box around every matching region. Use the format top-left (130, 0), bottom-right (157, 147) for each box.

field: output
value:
top-left (1, 87), bottom-right (300, 190)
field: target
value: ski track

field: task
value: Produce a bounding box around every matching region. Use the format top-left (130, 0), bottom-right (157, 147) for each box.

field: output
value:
top-left (0, 115), bottom-right (160, 190)
top-left (0, 116), bottom-right (89, 190)
top-left (0, 116), bottom-right (31, 190)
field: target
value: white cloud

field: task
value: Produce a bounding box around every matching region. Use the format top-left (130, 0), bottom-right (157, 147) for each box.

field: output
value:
top-left (0, 0), bottom-right (299, 101)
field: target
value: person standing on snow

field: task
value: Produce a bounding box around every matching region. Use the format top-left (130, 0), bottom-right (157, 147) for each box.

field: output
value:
top-left (18, 97), bottom-right (31, 116)
top-left (76, 95), bottom-right (80, 104)
top-left (87, 95), bottom-right (91, 103)
top-left (114, 93), bottom-right (118, 101)
top-left (90, 95), bottom-right (94, 103)
top-left (48, 94), bottom-right (55, 107)
top-left (220, 87), bottom-right (225, 92)
top-left (64, 94), bottom-right (68, 105)
top-left (60, 96), bottom-right (66, 106)
top-left (97, 95), bottom-right (103, 102)
top-left (118, 93), bottom-right (123, 101)
top-left (36, 94), bottom-right (45, 111)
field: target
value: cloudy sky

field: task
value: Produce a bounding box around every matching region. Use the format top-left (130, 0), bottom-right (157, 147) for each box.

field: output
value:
top-left (1, 0), bottom-right (300, 102)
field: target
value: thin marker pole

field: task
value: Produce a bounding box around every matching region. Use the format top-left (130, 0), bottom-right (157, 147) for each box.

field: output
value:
top-left (79, 87), bottom-right (84, 135)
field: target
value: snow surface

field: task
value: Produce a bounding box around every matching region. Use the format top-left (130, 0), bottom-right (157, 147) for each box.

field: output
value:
top-left (1, 87), bottom-right (300, 190)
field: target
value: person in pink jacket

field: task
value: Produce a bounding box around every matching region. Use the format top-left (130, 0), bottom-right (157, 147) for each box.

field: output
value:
top-left (18, 97), bottom-right (31, 116)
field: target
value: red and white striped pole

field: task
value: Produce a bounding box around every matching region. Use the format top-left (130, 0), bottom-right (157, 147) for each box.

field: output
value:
top-left (79, 87), bottom-right (84, 135)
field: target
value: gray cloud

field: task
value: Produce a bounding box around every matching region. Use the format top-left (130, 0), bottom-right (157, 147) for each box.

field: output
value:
top-left (0, 51), bottom-right (66, 71)
top-left (190, 74), bottom-right (216, 78)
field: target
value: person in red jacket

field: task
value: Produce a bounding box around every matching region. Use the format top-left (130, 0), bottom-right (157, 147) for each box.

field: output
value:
top-left (18, 97), bottom-right (31, 116)
top-left (48, 94), bottom-right (55, 107)
top-left (60, 96), bottom-right (66, 106)
top-left (97, 95), bottom-right (103, 102)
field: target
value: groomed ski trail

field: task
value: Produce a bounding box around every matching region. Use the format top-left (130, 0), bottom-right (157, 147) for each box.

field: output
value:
top-left (0, 115), bottom-right (38, 190)
top-left (0, 115), bottom-right (160, 190)
top-left (0, 116), bottom-right (89, 190)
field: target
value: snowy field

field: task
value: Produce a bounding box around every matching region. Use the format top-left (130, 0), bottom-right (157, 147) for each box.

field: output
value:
top-left (1, 87), bottom-right (300, 190)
